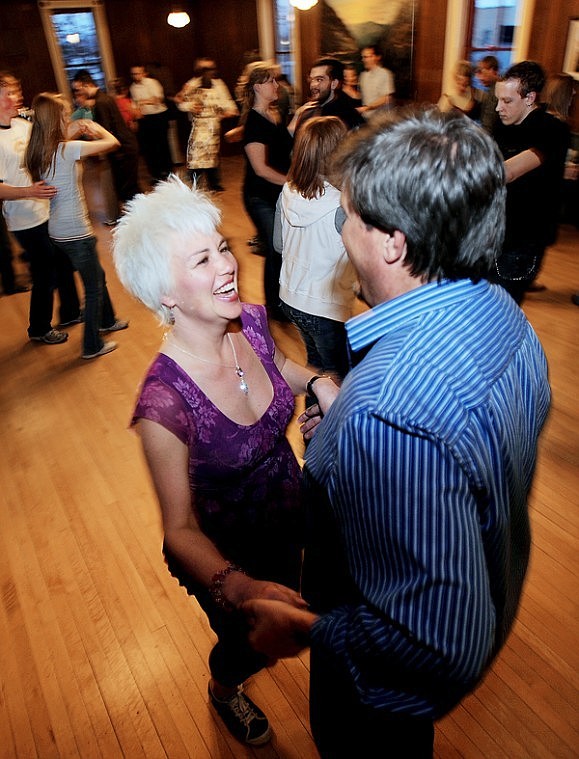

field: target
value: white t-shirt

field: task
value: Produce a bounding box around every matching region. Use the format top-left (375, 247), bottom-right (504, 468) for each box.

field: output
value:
top-left (0, 117), bottom-right (49, 231)
top-left (359, 66), bottom-right (395, 108)
top-left (129, 77), bottom-right (167, 117)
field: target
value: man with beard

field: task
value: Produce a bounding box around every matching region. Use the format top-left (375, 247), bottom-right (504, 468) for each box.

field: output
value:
top-left (288, 58), bottom-right (364, 136)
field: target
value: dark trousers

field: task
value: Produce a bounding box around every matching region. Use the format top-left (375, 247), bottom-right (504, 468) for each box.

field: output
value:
top-left (188, 168), bottom-right (222, 192)
top-left (0, 208), bottom-right (17, 293)
top-left (137, 112), bottom-right (172, 182)
top-left (490, 242), bottom-right (544, 306)
top-left (310, 648), bottom-right (435, 758)
top-left (13, 222), bottom-right (80, 337)
top-left (280, 301), bottom-right (349, 380)
top-left (53, 236), bottom-right (116, 355)
top-left (243, 193), bottom-right (281, 315)
top-left (195, 586), bottom-right (269, 688)
top-left (109, 150), bottom-right (140, 207)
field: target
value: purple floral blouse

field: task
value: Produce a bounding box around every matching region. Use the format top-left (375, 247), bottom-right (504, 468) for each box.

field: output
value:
top-left (132, 304), bottom-right (303, 589)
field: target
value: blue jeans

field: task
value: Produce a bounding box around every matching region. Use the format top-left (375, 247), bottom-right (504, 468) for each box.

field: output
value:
top-left (53, 236), bottom-right (115, 355)
top-left (281, 301), bottom-right (349, 380)
top-left (14, 222), bottom-right (80, 337)
top-left (243, 193), bottom-right (281, 314)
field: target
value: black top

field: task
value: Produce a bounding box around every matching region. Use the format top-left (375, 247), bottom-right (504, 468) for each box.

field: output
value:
top-left (493, 107), bottom-right (569, 248)
top-left (295, 91), bottom-right (365, 134)
top-left (243, 108), bottom-right (293, 205)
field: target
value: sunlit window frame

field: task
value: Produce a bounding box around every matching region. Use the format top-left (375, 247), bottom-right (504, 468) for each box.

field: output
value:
top-left (38, 0), bottom-right (116, 96)
top-left (440, 0), bottom-right (533, 96)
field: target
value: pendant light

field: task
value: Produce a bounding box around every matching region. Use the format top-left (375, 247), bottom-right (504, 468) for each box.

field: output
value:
top-left (167, 9), bottom-right (190, 28)
top-left (289, 0), bottom-right (318, 9)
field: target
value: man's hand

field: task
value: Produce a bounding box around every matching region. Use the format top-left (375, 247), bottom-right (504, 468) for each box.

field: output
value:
top-left (28, 181), bottom-right (57, 199)
top-left (241, 598), bottom-right (319, 659)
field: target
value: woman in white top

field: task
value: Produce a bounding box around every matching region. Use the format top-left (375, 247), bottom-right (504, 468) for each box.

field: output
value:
top-left (274, 116), bottom-right (357, 381)
top-left (25, 92), bottom-right (128, 359)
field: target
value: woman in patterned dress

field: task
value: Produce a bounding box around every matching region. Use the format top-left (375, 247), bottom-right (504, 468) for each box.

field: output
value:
top-left (176, 58), bottom-right (238, 191)
top-left (112, 176), bottom-right (338, 747)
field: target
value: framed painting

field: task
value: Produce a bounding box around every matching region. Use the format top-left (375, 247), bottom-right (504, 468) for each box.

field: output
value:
top-left (320, 0), bottom-right (417, 100)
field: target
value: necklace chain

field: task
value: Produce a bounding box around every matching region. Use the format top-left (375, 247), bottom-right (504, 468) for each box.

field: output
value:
top-left (165, 332), bottom-right (249, 395)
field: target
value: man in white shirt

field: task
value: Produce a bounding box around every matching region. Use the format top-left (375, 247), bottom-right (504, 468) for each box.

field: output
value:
top-left (130, 65), bottom-right (172, 183)
top-left (359, 45), bottom-right (395, 118)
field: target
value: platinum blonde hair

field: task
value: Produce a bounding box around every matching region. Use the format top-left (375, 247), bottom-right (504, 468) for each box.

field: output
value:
top-left (112, 175), bottom-right (221, 325)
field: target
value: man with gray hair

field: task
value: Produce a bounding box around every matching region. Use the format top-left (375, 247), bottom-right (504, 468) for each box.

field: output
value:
top-left (242, 107), bottom-right (550, 757)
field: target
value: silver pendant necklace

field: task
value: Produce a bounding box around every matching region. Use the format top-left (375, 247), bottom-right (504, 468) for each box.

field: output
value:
top-left (227, 333), bottom-right (249, 395)
top-left (166, 332), bottom-right (249, 395)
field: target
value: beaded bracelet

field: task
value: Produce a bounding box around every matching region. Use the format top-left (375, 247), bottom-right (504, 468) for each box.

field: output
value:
top-left (208, 562), bottom-right (246, 611)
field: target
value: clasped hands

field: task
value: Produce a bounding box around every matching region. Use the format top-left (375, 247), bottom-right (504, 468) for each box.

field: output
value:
top-left (226, 573), bottom-right (318, 660)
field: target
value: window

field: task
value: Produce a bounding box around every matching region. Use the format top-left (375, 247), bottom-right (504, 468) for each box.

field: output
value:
top-left (38, 0), bottom-right (115, 95)
top-left (273, 0), bottom-right (296, 85)
top-left (466, 0), bottom-right (522, 76)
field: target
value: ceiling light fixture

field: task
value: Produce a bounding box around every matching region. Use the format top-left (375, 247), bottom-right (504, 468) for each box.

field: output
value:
top-left (289, 0), bottom-right (318, 9)
top-left (167, 10), bottom-right (190, 28)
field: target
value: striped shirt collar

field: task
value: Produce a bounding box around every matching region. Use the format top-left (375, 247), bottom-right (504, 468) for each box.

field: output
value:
top-left (346, 278), bottom-right (487, 354)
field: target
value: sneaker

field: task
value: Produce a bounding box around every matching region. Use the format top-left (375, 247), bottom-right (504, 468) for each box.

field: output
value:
top-left (57, 312), bottom-right (84, 328)
top-left (99, 319), bottom-right (129, 333)
top-left (30, 329), bottom-right (68, 344)
top-left (208, 684), bottom-right (271, 746)
top-left (4, 285), bottom-right (30, 295)
top-left (81, 341), bottom-right (117, 360)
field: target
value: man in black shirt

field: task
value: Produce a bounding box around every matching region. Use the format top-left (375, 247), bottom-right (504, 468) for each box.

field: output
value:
top-left (491, 61), bottom-right (569, 304)
top-left (288, 58), bottom-right (364, 136)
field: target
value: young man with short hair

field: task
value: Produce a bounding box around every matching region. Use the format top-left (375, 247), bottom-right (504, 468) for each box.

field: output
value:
top-left (491, 60), bottom-right (569, 302)
top-left (358, 45), bottom-right (395, 117)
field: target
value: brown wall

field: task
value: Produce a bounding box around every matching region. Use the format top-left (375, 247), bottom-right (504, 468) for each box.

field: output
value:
top-left (0, 0), bottom-right (576, 126)
top-left (0, 0), bottom-right (258, 101)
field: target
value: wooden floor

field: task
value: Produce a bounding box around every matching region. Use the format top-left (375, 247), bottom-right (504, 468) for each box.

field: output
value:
top-left (0, 155), bottom-right (577, 758)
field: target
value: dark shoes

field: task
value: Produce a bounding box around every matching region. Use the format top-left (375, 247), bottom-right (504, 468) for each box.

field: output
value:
top-left (4, 285), bottom-right (30, 295)
top-left (57, 312), bottom-right (84, 328)
top-left (208, 684), bottom-right (271, 746)
top-left (526, 281), bottom-right (547, 292)
top-left (30, 329), bottom-right (68, 344)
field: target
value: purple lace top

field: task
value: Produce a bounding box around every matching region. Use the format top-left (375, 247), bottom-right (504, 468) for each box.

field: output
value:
top-left (132, 304), bottom-right (303, 587)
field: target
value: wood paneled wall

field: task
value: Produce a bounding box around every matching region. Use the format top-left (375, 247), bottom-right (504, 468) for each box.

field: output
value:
top-left (0, 0), bottom-right (576, 124)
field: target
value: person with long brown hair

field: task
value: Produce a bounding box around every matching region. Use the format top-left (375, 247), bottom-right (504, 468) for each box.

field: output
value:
top-left (274, 116), bottom-right (356, 382)
top-left (25, 92), bottom-right (128, 359)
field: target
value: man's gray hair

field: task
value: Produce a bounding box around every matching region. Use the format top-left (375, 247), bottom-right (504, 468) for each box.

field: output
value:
top-left (333, 106), bottom-right (506, 283)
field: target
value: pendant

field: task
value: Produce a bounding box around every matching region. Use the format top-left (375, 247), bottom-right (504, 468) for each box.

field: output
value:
top-left (235, 366), bottom-right (249, 395)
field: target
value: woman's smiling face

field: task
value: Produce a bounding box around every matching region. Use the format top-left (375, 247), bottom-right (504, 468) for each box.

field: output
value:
top-left (166, 231), bottom-right (242, 324)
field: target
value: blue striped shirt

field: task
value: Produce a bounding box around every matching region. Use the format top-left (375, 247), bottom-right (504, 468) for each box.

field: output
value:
top-left (304, 278), bottom-right (550, 718)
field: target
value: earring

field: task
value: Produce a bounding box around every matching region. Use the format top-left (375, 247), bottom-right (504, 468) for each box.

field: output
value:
top-left (165, 305), bottom-right (175, 326)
